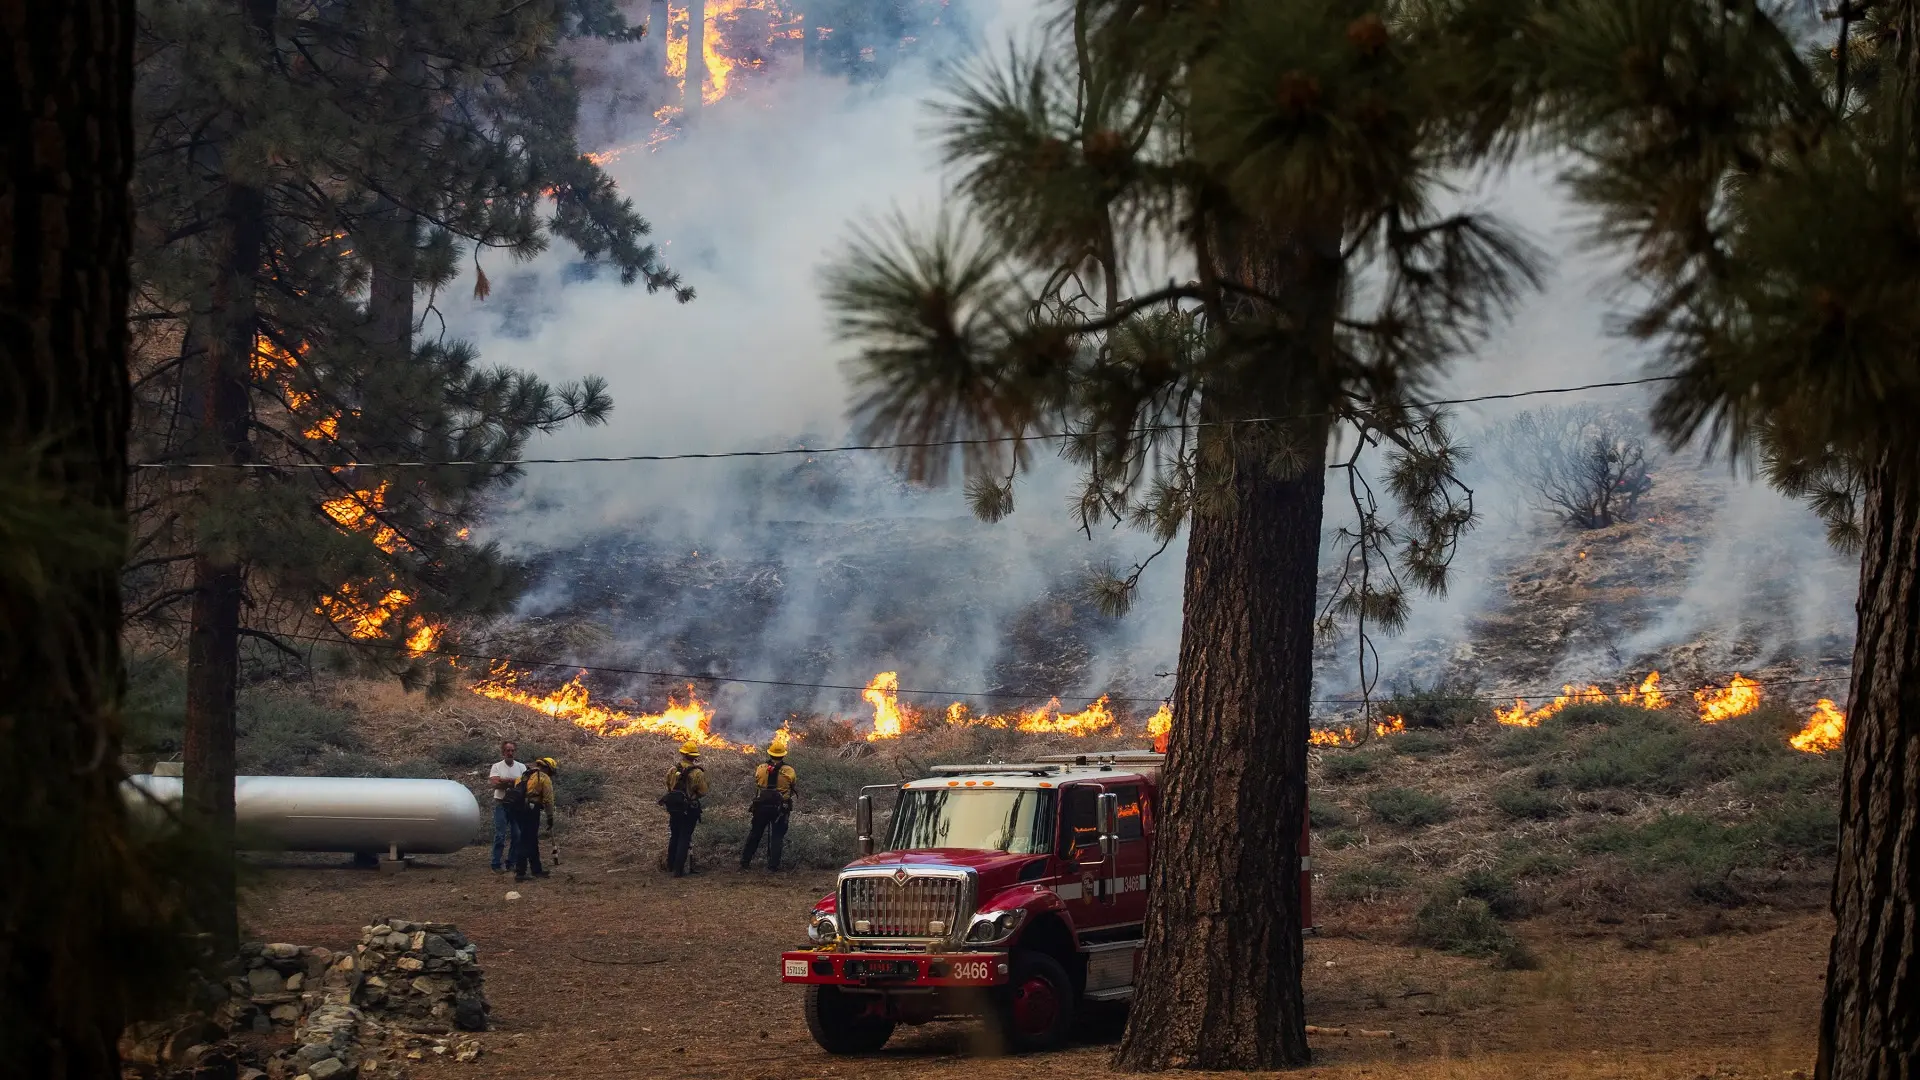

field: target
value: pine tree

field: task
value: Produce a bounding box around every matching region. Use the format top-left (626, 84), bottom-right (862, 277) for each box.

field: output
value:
top-left (1476, 2), bottom-right (1920, 1074)
top-left (822, 1), bottom-right (1537, 1068)
top-left (128, 0), bottom-right (689, 950)
top-left (3, 0), bottom-right (206, 1073)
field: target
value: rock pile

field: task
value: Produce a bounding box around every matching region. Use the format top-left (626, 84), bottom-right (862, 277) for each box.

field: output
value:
top-left (228, 942), bottom-right (342, 1032)
top-left (349, 919), bottom-right (489, 1034)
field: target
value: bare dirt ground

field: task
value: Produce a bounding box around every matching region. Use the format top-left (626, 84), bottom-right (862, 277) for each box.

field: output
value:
top-left (249, 841), bottom-right (1826, 1080)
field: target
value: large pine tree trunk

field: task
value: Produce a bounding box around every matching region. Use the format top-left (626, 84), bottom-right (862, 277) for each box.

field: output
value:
top-left (182, 0), bottom-right (273, 956)
top-left (1816, 448), bottom-right (1920, 1080)
top-left (1116, 222), bottom-right (1338, 1071)
top-left (0, 0), bottom-right (140, 1072)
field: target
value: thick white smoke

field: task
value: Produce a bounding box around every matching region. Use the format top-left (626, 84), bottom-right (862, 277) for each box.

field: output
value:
top-left (438, 3), bottom-right (1854, 733)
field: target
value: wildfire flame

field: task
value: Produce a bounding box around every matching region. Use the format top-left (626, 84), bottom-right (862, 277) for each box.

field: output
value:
top-left (1147, 702), bottom-right (1171, 753)
top-left (863, 671), bottom-right (906, 741)
top-left (1693, 674), bottom-right (1762, 724)
top-left (471, 665), bottom-right (733, 745)
top-left (1309, 714), bottom-right (1407, 747)
top-left (315, 582), bottom-right (412, 640)
top-left (1495, 672), bottom-right (1672, 727)
top-left (1791, 698), bottom-right (1847, 754)
top-left (664, 0), bottom-right (803, 106)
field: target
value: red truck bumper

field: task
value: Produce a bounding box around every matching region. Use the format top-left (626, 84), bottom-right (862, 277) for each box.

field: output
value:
top-left (781, 950), bottom-right (1010, 988)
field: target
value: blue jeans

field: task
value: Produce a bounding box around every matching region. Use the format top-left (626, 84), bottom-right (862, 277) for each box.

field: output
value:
top-left (491, 802), bottom-right (518, 868)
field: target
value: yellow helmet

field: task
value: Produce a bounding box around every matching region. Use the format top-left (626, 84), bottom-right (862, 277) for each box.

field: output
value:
top-left (767, 730), bottom-right (790, 758)
top-left (678, 739), bottom-right (702, 758)
top-left (535, 756), bottom-right (559, 773)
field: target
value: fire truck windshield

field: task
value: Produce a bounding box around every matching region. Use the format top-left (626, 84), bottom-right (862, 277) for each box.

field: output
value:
top-left (887, 788), bottom-right (1056, 854)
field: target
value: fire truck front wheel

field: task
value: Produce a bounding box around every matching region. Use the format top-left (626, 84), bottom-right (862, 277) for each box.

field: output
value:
top-left (804, 985), bottom-right (895, 1055)
top-left (989, 950), bottom-right (1076, 1053)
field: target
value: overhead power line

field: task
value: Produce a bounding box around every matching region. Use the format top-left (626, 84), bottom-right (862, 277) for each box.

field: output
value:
top-left (132, 375), bottom-right (1679, 470)
top-left (146, 616), bottom-right (1848, 710)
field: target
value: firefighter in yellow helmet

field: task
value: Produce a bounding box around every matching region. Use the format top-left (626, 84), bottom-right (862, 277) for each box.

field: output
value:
top-left (511, 757), bottom-right (558, 882)
top-left (660, 739), bottom-right (708, 877)
top-left (741, 730), bottom-right (798, 872)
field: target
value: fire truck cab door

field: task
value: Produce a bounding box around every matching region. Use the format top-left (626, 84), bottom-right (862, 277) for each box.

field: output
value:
top-left (1057, 781), bottom-right (1149, 934)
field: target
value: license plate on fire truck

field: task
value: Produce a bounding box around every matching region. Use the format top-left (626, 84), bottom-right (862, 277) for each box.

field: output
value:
top-left (843, 958), bottom-right (919, 978)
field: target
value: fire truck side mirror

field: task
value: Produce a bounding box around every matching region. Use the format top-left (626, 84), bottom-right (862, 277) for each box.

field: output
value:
top-left (1096, 791), bottom-right (1119, 862)
top-left (856, 794), bottom-right (874, 856)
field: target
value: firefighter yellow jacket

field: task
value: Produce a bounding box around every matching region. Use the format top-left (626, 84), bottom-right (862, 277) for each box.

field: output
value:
top-left (522, 770), bottom-right (555, 810)
top-left (666, 763), bottom-right (708, 799)
top-left (753, 762), bottom-right (797, 797)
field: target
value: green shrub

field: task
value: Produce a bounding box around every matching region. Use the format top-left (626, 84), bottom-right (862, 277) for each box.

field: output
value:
top-left (1388, 731), bottom-right (1451, 757)
top-left (1310, 799), bottom-right (1354, 829)
top-left (1366, 787), bottom-right (1452, 827)
top-left (1500, 850), bottom-right (1573, 880)
top-left (778, 817), bottom-right (860, 870)
top-left (1548, 703), bottom-right (1669, 727)
top-left (1460, 867), bottom-right (1534, 920)
top-left (1578, 813), bottom-right (1756, 878)
top-left (1322, 828), bottom-right (1366, 850)
top-left (1382, 679), bottom-right (1485, 729)
top-left (1319, 752), bottom-right (1380, 783)
top-left (1327, 865), bottom-right (1407, 903)
top-left (434, 740), bottom-right (497, 769)
top-left (1556, 720), bottom-right (1696, 794)
top-left (1490, 725), bottom-right (1563, 761)
top-left (237, 695), bottom-right (364, 774)
top-left (1412, 894), bottom-right (1521, 959)
top-left (787, 747), bottom-right (899, 804)
top-left (557, 766), bottom-right (608, 810)
top-left (1764, 799), bottom-right (1840, 858)
top-left (1491, 784), bottom-right (1568, 820)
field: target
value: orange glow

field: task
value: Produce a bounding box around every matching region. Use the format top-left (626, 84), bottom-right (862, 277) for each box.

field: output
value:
top-left (404, 618), bottom-right (441, 657)
top-left (1617, 671), bottom-right (1667, 711)
top-left (1791, 699), bottom-right (1846, 754)
top-left (662, 0), bottom-right (804, 107)
top-left (472, 665), bottom-right (734, 745)
top-left (1146, 702), bottom-right (1171, 753)
top-left (864, 671), bottom-right (906, 741)
top-left (1693, 674), bottom-right (1761, 724)
top-left (303, 413), bottom-right (340, 441)
top-left (1309, 714), bottom-right (1407, 748)
top-left (315, 582), bottom-right (412, 640)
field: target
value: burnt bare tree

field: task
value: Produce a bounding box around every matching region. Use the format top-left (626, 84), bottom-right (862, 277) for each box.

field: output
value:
top-left (1494, 406), bottom-right (1652, 528)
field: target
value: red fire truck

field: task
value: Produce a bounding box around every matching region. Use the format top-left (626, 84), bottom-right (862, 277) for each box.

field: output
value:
top-left (780, 751), bottom-right (1313, 1053)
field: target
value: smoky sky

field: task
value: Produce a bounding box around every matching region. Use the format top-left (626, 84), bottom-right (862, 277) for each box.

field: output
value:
top-left (432, 2), bottom-right (1854, 733)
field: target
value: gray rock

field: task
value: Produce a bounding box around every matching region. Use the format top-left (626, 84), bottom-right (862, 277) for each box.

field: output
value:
top-left (264, 943), bottom-right (301, 960)
top-left (286, 973), bottom-right (304, 992)
top-left (252, 1014), bottom-right (273, 1034)
top-left (270, 1004), bottom-right (302, 1024)
top-left (249, 968), bottom-right (287, 996)
top-left (306, 1056), bottom-right (347, 1080)
top-left (422, 935), bottom-right (453, 959)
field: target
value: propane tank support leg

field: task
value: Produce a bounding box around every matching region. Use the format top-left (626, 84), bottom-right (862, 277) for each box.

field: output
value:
top-left (379, 842), bottom-right (406, 873)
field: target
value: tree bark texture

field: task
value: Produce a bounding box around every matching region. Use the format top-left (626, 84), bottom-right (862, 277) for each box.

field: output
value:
top-left (1817, 449), bottom-right (1920, 1080)
top-left (1117, 223), bottom-right (1340, 1072)
top-left (0, 0), bottom-right (139, 1072)
top-left (685, 0), bottom-right (706, 119)
top-left (181, 0), bottom-right (273, 958)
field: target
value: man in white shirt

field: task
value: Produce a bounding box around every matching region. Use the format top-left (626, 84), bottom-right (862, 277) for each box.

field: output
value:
top-left (488, 741), bottom-right (528, 872)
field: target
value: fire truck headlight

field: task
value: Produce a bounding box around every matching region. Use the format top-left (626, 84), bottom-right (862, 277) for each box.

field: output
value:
top-left (964, 909), bottom-right (1025, 945)
top-left (807, 912), bottom-right (838, 945)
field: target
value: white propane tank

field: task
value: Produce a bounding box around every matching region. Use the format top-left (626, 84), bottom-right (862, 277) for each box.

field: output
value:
top-left (123, 773), bottom-right (481, 856)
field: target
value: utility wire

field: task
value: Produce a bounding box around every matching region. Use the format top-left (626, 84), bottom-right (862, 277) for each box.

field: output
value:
top-left (147, 615), bottom-right (1849, 709)
top-left (131, 376), bottom-right (1679, 470)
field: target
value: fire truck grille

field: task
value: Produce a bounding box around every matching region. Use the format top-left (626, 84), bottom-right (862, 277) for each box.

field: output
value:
top-left (840, 875), bottom-right (969, 939)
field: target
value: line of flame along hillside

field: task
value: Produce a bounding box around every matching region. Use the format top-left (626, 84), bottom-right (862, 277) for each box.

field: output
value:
top-left (468, 664), bottom-right (1850, 757)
